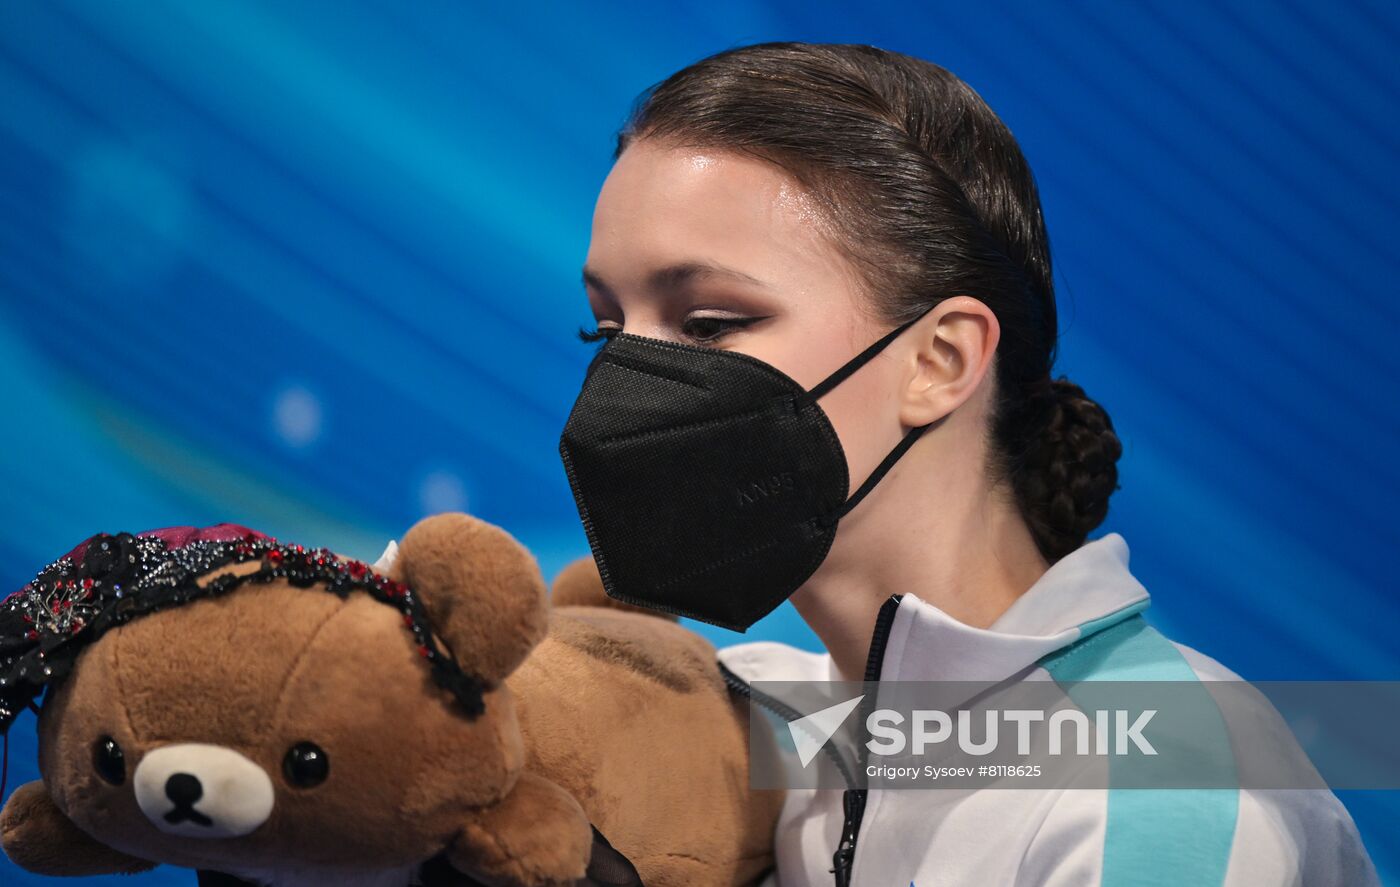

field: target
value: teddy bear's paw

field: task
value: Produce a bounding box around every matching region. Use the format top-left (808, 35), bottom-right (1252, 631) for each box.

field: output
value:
top-left (0, 780), bottom-right (155, 875)
top-left (445, 771), bottom-right (593, 887)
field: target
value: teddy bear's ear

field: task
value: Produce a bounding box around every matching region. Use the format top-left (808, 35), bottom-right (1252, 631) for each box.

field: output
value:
top-left (0, 780), bottom-right (156, 875)
top-left (390, 513), bottom-right (549, 686)
top-left (550, 556), bottom-right (678, 621)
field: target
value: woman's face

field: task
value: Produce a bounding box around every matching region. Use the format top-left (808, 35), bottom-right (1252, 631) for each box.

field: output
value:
top-left (581, 138), bottom-right (916, 492)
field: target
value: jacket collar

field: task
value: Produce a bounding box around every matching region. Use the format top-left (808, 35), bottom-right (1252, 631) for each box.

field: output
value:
top-left (877, 531), bottom-right (1149, 684)
top-left (718, 531), bottom-right (1150, 686)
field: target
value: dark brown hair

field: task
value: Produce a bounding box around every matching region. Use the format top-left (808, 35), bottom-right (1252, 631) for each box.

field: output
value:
top-left (615, 41), bottom-right (1121, 562)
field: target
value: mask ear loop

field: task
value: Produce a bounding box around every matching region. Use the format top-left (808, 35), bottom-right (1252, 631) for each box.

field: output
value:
top-left (795, 305), bottom-right (940, 530)
top-left (794, 305), bottom-right (937, 408)
top-left (815, 422), bottom-right (933, 529)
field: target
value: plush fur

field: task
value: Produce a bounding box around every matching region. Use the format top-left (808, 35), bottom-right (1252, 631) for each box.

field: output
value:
top-left (0, 512), bottom-right (783, 886)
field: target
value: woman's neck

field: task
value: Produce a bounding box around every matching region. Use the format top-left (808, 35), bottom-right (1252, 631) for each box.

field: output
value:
top-left (790, 453), bottom-right (1050, 683)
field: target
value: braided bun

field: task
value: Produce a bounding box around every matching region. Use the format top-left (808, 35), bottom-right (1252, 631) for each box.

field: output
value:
top-left (1015, 377), bottom-right (1122, 563)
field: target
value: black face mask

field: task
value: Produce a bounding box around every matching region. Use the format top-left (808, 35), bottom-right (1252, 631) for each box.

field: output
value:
top-left (558, 304), bottom-right (937, 632)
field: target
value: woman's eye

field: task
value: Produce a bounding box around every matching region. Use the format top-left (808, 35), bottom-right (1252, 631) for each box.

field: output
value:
top-left (577, 324), bottom-right (620, 344)
top-left (576, 316), bottom-right (763, 346)
top-left (682, 316), bottom-right (757, 343)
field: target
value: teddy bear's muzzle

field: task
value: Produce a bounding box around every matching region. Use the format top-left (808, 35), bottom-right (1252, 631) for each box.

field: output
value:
top-left (132, 743), bottom-right (275, 839)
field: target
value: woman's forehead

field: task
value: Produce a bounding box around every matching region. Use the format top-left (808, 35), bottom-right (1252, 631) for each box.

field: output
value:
top-left (586, 141), bottom-right (847, 295)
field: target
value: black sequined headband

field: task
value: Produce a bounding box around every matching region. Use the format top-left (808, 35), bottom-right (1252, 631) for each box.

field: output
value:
top-left (0, 524), bottom-right (488, 735)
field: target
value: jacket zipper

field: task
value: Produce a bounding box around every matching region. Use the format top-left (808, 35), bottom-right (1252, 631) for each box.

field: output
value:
top-left (830, 594), bottom-right (902, 887)
top-left (719, 594), bottom-right (903, 887)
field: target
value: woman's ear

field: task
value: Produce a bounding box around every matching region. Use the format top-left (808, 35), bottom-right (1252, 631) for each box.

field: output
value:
top-left (902, 296), bottom-right (1000, 427)
top-left (389, 512), bottom-right (550, 685)
top-left (0, 780), bottom-right (156, 875)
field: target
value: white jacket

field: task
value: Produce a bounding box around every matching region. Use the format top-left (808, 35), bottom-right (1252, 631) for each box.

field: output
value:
top-left (717, 532), bottom-right (1379, 887)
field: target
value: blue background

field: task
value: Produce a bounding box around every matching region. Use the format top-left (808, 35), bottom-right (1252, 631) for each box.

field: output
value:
top-left (0, 0), bottom-right (1395, 883)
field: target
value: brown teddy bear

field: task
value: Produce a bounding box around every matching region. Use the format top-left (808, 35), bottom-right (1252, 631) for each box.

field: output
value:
top-left (0, 512), bottom-right (783, 886)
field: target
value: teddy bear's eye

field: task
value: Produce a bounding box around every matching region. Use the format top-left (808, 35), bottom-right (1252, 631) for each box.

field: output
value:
top-left (92, 735), bottom-right (125, 786)
top-left (282, 741), bottom-right (329, 788)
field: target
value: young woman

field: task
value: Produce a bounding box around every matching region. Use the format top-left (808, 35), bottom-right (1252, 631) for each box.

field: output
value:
top-left (560, 42), bottom-right (1377, 886)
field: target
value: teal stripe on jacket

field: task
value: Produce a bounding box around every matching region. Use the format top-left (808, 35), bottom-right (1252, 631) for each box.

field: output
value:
top-left (1040, 614), bottom-right (1240, 887)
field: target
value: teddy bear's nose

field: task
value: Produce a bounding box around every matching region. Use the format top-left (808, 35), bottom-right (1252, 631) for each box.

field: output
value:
top-left (165, 772), bottom-right (203, 806)
top-left (133, 742), bottom-right (275, 838)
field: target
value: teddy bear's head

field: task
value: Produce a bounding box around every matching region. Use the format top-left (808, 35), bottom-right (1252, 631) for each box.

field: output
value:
top-left (0, 512), bottom-right (551, 877)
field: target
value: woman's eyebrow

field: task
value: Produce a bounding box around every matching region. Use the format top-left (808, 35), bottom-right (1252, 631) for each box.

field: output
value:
top-left (647, 261), bottom-right (769, 291)
top-left (581, 261), bottom-right (769, 295)
top-left (580, 266), bottom-right (609, 293)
